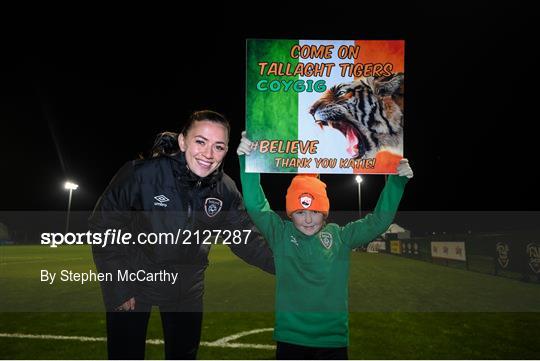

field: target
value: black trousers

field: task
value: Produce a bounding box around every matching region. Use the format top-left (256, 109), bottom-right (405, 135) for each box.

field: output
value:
top-left (276, 341), bottom-right (348, 360)
top-left (106, 301), bottom-right (203, 360)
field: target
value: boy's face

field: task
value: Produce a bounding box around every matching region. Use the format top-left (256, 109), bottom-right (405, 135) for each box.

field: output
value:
top-left (291, 210), bottom-right (325, 236)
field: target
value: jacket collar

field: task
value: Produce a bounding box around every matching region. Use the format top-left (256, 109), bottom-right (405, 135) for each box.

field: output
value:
top-left (167, 151), bottom-right (224, 187)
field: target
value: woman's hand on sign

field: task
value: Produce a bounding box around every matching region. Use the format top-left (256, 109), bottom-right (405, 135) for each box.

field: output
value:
top-left (237, 131), bottom-right (254, 156)
top-left (397, 158), bottom-right (414, 179)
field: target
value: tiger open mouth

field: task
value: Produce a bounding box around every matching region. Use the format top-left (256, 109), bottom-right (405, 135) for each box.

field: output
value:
top-left (315, 119), bottom-right (368, 159)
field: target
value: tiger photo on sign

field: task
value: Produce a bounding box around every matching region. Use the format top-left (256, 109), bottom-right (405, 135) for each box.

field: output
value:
top-left (309, 72), bottom-right (404, 164)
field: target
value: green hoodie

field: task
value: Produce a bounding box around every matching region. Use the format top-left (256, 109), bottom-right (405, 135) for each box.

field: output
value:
top-left (239, 155), bottom-right (408, 347)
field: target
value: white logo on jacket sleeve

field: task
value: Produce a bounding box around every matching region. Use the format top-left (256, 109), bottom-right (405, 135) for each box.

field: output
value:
top-left (154, 195), bottom-right (170, 207)
top-left (205, 198), bottom-right (223, 217)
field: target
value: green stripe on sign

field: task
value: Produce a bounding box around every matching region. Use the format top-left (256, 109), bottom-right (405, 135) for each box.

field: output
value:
top-left (246, 39), bottom-right (299, 173)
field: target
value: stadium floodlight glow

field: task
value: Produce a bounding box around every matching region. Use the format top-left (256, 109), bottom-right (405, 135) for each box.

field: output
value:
top-left (64, 181), bottom-right (79, 190)
top-left (64, 180), bottom-right (79, 233)
top-left (354, 175), bottom-right (363, 219)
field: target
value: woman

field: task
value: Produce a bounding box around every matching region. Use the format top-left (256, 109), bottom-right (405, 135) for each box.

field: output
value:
top-left (90, 110), bottom-right (274, 359)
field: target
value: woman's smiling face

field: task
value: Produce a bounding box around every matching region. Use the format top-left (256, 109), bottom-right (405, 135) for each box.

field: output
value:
top-left (178, 120), bottom-right (229, 178)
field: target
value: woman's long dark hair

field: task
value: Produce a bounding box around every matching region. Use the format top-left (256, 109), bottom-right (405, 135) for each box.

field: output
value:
top-left (138, 131), bottom-right (179, 159)
top-left (150, 131), bottom-right (180, 157)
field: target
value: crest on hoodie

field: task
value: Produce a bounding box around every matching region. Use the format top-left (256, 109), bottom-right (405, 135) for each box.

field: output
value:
top-left (319, 231), bottom-right (333, 249)
top-left (205, 198), bottom-right (223, 217)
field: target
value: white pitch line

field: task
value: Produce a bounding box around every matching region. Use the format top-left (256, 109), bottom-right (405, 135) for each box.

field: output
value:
top-left (208, 328), bottom-right (274, 344)
top-left (0, 333), bottom-right (106, 342)
top-left (205, 328), bottom-right (275, 350)
top-left (203, 342), bottom-right (275, 350)
top-left (0, 329), bottom-right (276, 350)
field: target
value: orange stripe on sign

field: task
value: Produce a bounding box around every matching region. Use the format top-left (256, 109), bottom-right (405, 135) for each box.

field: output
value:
top-left (354, 40), bottom-right (405, 77)
top-left (353, 151), bottom-right (403, 174)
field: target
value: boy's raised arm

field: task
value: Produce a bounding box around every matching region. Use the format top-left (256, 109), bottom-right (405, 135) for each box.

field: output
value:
top-left (237, 132), bottom-right (285, 247)
top-left (340, 159), bottom-right (412, 249)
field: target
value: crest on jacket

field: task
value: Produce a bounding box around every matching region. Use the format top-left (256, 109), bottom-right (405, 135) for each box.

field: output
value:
top-left (205, 197), bottom-right (223, 217)
top-left (319, 231), bottom-right (333, 249)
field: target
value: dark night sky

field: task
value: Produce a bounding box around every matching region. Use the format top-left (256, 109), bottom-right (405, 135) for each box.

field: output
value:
top-left (1, 5), bottom-right (537, 214)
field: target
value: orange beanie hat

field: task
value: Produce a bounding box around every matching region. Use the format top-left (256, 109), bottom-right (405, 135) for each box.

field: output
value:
top-left (286, 174), bottom-right (330, 217)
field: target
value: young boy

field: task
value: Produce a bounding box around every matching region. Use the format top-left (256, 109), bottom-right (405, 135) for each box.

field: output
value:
top-left (237, 132), bottom-right (413, 360)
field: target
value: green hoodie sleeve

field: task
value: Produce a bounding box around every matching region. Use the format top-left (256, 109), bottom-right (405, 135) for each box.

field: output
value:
top-left (340, 175), bottom-right (408, 249)
top-left (239, 155), bottom-right (285, 249)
